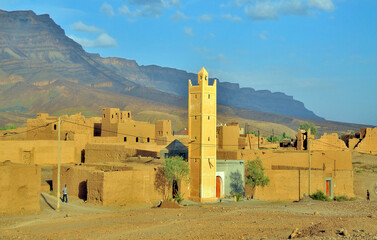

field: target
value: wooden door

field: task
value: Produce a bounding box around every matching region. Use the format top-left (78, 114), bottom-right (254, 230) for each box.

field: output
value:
top-left (216, 176), bottom-right (221, 198)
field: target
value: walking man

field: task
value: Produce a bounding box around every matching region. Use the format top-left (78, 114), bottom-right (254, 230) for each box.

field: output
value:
top-left (367, 190), bottom-right (370, 201)
top-left (62, 184), bottom-right (68, 203)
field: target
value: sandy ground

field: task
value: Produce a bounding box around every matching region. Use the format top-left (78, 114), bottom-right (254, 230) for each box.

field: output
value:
top-left (1, 152), bottom-right (377, 240)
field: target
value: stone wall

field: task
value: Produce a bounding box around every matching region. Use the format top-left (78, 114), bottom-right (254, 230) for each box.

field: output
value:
top-left (0, 162), bottom-right (41, 215)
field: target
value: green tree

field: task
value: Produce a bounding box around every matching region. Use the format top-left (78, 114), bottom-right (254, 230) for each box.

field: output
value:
top-left (245, 157), bottom-right (270, 198)
top-left (161, 156), bottom-right (190, 200)
top-left (282, 132), bottom-right (290, 139)
top-left (299, 122), bottom-right (317, 136)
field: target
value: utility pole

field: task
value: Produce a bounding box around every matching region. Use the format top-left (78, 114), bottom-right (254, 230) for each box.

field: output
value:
top-left (258, 129), bottom-right (260, 149)
top-left (308, 128), bottom-right (312, 196)
top-left (56, 117), bottom-right (61, 211)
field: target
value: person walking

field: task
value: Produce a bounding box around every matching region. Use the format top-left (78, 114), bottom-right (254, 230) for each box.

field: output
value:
top-left (367, 190), bottom-right (370, 201)
top-left (62, 184), bottom-right (68, 203)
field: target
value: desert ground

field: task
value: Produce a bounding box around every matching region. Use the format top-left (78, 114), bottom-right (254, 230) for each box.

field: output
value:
top-left (1, 152), bottom-right (376, 240)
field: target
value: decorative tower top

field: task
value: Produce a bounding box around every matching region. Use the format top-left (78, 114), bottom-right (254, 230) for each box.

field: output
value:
top-left (198, 67), bottom-right (209, 86)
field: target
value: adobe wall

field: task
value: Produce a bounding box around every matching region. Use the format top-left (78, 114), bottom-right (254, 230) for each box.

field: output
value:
top-left (349, 138), bottom-right (360, 150)
top-left (0, 163), bottom-right (41, 215)
top-left (251, 169), bottom-right (353, 201)
top-left (85, 143), bottom-right (158, 163)
top-left (239, 149), bottom-right (352, 171)
top-left (155, 120), bottom-right (172, 138)
top-left (26, 113), bottom-right (99, 141)
top-left (356, 127), bottom-right (377, 155)
top-left (52, 165), bottom-right (96, 199)
top-left (311, 133), bottom-right (348, 151)
top-left (87, 164), bottom-right (186, 206)
top-left (0, 127), bottom-right (27, 141)
top-left (217, 124), bottom-right (239, 151)
top-left (0, 140), bottom-right (75, 165)
top-left (219, 149), bottom-right (353, 201)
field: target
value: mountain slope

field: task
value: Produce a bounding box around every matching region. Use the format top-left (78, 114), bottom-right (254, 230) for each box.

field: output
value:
top-left (0, 9), bottom-right (321, 120)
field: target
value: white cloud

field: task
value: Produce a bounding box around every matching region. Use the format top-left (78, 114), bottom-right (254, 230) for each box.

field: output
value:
top-left (184, 27), bottom-right (193, 36)
top-left (308, 0), bottom-right (334, 11)
top-left (100, 2), bottom-right (114, 16)
top-left (245, 1), bottom-right (278, 20)
top-left (71, 21), bottom-right (103, 33)
top-left (124, 0), bottom-right (181, 18)
top-left (243, 0), bottom-right (335, 20)
top-left (206, 53), bottom-right (227, 62)
top-left (258, 31), bottom-right (268, 40)
top-left (69, 33), bottom-right (117, 48)
top-left (119, 5), bottom-right (132, 15)
top-left (198, 14), bottom-right (212, 22)
top-left (222, 14), bottom-right (242, 22)
top-left (171, 11), bottom-right (187, 21)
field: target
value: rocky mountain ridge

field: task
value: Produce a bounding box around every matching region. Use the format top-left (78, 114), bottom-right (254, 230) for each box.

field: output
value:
top-left (0, 9), bottom-right (322, 120)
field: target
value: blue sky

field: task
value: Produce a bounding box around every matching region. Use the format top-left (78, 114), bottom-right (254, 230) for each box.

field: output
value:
top-left (1, 0), bottom-right (377, 125)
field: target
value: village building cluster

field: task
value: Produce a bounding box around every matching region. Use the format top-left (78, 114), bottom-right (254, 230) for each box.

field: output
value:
top-left (1, 67), bottom-right (376, 215)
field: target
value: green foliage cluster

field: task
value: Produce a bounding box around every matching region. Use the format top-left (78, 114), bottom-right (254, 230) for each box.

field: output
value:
top-left (309, 190), bottom-right (332, 201)
top-left (0, 124), bottom-right (17, 131)
top-left (175, 192), bottom-right (185, 204)
top-left (333, 195), bottom-right (356, 202)
top-left (162, 156), bottom-right (190, 204)
top-left (267, 132), bottom-right (291, 143)
top-left (299, 122), bottom-right (317, 136)
top-left (234, 192), bottom-right (242, 202)
top-left (245, 157), bottom-right (270, 188)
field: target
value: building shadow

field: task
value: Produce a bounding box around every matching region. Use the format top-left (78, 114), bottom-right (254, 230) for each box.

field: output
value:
top-left (40, 193), bottom-right (55, 210)
top-left (229, 170), bottom-right (245, 196)
top-left (154, 167), bottom-right (169, 199)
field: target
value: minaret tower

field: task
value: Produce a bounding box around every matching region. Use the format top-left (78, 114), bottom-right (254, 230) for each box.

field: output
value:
top-left (188, 67), bottom-right (217, 202)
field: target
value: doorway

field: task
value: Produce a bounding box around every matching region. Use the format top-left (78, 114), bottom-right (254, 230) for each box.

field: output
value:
top-left (216, 176), bottom-right (222, 198)
top-left (172, 180), bottom-right (179, 198)
top-left (325, 178), bottom-right (333, 197)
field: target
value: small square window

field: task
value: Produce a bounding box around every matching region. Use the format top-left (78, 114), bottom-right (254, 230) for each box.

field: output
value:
top-left (124, 137), bottom-right (127, 142)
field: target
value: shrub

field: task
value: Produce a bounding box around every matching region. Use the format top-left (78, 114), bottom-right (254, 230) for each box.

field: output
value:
top-left (175, 192), bottom-right (185, 204)
top-left (309, 190), bottom-right (332, 201)
top-left (333, 195), bottom-right (356, 202)
top-left (0, 124), bottom-right (17, 131)
top-left (234, 192), bottom-right (242, 202)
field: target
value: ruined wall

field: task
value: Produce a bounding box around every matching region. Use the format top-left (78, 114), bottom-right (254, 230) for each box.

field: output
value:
top-left (311, 133), bottom-right (347, 151)
top-left (0, 163), bottom-right (41, 215)
top-left (26, 113), bottom-right (99, 141)
top-left (85, 143), bottom-right (158, 163)
top-left (356, 127), bottom-right (377, 155)
top-left (0, 140), bottom-right (75, 165)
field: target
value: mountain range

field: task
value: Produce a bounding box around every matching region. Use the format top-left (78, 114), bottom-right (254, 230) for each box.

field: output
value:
top-left (0, 9), bottom-right (370, 136)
